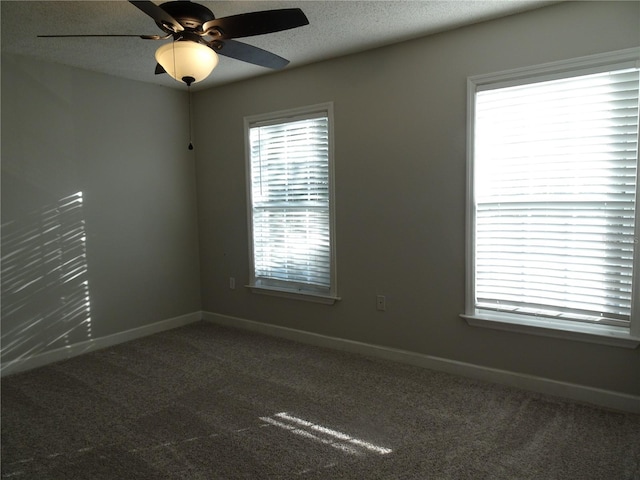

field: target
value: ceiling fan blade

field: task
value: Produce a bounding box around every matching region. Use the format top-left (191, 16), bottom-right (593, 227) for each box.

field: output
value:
top-left (203, 9), bottom-right (308, 39)
top-left (129, 0), bottom-right (184, 33)
top-left (38, 33), bottom-right (171, 40)
top-left (155, 63), bottom-right (167, 75)
top-left (214, 40), bottom-right (289, 69)
top-left (38, 34), bottom-right (153, 38)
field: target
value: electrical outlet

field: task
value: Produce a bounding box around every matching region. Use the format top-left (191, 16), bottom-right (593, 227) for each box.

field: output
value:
top-left (229, 277), bottom-right (236, 290)
top-left (376, 295), bottom-right (386, 311)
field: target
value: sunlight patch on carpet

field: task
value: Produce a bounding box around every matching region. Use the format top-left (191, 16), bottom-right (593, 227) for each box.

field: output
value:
top-left (259, 412), bottom-right (392, 456)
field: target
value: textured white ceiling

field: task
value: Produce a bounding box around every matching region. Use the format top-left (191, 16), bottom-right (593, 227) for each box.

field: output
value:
top-left (1, 0), bottom-right (557, 91)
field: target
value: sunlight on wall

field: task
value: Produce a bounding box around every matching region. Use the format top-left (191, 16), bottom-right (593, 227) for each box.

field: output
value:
top-left (1, 192), bottom-right (92, 366)
top-left (260, 412), bottom-right (392, 456)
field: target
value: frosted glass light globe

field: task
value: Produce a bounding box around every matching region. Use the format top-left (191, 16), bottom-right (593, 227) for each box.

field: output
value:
top-left (155, 41), bottom-right (219, 85)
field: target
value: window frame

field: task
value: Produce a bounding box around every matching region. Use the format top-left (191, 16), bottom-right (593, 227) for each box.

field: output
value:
top-left (244, 103), bottom-right (339, 304)
top-left (462, 48), bottom-right (640, 348)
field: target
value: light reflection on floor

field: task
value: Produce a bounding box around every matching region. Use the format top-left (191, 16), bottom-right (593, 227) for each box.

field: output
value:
top-left (260, 412), bottom-right (392, 456)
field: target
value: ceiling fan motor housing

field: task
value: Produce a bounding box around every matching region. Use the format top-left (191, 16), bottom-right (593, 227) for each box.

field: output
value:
top-left (158, 1), bottom-right (215, 31)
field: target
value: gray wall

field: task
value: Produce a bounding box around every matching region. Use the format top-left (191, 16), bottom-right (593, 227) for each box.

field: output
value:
top-left (193, 1), bottom-right (640, 395)
top-left (1, 55), bottom-right (202, 364)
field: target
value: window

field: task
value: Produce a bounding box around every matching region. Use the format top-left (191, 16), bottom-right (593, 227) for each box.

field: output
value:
top-left (245, 103), bottom-right (337, 303)
top-left (463, 49), bottom-right (640, 347)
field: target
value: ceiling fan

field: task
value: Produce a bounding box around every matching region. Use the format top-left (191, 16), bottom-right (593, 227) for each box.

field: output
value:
top-left (39, 0), bottom-right (309, 86)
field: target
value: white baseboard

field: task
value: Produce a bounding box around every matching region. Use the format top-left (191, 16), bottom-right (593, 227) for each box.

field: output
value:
top-left (1, 311), bottom-right (202, 377)
top-left (203, 311), bottom-right (640, 414)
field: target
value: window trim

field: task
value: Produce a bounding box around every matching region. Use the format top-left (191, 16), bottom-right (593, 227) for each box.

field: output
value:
top-left (463, 48), bottom-right (640, 348)
top-left (244, 102), bottom-right (339, 304)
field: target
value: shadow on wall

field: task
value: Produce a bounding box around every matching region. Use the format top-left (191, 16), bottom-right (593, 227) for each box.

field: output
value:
top-left (1, 192), bottom-right (92, 369)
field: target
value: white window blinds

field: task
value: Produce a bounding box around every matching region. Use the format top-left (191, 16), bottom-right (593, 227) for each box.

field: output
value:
top-left (473, 66), bottom-right (640, 327)
top-left (249, 112), bottom-right (332, 293)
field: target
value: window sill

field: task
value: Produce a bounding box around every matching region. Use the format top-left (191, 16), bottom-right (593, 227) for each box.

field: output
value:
top-left (460, 312), bottom-right (640, 349)
top-left (247, 285), bottom-right (340, 305)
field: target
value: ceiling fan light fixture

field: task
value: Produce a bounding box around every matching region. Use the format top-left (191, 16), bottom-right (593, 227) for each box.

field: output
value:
top-left (155, 41), bottom-right (218, 85)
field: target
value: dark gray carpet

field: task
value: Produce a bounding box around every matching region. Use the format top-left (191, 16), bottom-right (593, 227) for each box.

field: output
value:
top-left (2, 321), bottom-right (639, 479)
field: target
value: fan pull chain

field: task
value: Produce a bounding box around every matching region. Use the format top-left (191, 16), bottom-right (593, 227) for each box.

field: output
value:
top-left (187, 84), bottom-right (194, 150)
